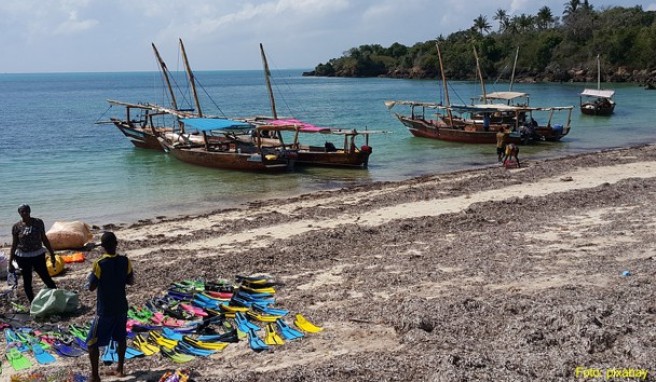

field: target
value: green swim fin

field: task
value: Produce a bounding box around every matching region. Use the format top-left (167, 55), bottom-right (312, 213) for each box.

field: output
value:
top-left (6, 348), bottom-right (32, 371)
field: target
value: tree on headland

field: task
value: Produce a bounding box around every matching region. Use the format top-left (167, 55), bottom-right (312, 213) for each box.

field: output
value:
top-left (493, 9), bottom-right (509, 32)
top-left (473, 15), bottom-right (492, 35)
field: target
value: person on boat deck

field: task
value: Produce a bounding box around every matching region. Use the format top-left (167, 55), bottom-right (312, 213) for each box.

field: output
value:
top-left (483, 113), bottom-right (491, 131)
top-left (86, 232), bottom-right (134, 382)
top-left (9, 204), bottom-right (58, 303)
top-left (496, 127), bottom-right (509, 162)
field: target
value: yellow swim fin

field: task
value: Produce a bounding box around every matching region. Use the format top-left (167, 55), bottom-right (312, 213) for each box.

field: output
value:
top-left (294, 314), bottom-right (323, 333)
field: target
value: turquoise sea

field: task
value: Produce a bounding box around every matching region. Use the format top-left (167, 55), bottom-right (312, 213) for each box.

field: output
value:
top-left (1, 69), bottom-right (654, 242)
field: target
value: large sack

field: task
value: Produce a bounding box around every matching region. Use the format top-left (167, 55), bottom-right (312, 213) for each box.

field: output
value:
top-left (46, 221), bottom-right (93, 250)
top-left (30, 288), bottom-right (80, 318)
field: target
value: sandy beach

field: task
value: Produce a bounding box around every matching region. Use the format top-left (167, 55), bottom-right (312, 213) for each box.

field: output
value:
top-left (2, 144), bottom-right (656, 381)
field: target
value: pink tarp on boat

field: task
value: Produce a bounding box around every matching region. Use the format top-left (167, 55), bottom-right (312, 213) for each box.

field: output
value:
top-left (268, 118), bottom-right (331, 133)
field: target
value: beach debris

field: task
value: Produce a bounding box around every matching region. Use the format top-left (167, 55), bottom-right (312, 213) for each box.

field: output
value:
top-left (621, 270), bottom-right (631, 277)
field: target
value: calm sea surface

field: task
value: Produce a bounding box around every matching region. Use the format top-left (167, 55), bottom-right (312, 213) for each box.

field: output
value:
top-left (1, 70), bottom-right (654, 242)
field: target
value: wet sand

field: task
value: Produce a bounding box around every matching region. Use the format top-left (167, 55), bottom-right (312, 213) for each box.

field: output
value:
top-left (2, 144), bottom-right (656, 381)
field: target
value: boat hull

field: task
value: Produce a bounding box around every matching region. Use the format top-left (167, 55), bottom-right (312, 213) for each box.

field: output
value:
top-left (580, 103), bottom-right (615, 116)
top-left (161, 140), bottom-right (293, 172)
top-left (397, 115), bottom-right (522, 144)
top-left (113, 120), bottom-right (166, 150)
top-left (296, 150), bottom-right (371, 168)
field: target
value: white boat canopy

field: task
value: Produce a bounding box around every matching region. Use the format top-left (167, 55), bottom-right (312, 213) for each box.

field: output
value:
top-left (580, 89), bottom-right (615, 98)
top-left (484, 91), bottom-right (529, 101)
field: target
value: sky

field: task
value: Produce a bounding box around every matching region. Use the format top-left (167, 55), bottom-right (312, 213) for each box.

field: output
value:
top-left (0, 0), bottom-right (653, 73)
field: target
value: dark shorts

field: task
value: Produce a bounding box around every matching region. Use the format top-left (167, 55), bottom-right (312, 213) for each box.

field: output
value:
top-left (86, 314), bottom-right (127, 348)
top-left (497, 147), bottom-right (505, 155)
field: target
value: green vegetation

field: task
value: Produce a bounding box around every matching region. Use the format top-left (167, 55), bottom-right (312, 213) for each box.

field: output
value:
top-left (306, 4), bottom-right (656, 84)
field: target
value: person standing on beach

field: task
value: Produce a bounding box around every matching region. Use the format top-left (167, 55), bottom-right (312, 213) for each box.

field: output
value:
top-left (86, 232), bottom-right (134, 382)
top-left (496, 127), bottom-right (508, 162)
top-left (8, 204), bottom-right (58, 303)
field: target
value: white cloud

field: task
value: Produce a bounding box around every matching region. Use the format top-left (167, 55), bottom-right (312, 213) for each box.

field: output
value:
top-left (54, 10), bottom-right (98, 35)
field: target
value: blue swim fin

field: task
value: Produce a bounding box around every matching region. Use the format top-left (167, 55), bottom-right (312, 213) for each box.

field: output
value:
top-left (31, 343), bottom-right (56, 365)
top-left (247, 328), bottom-right (269, 352)
top-left (276, 318), bottom-right (304, 341)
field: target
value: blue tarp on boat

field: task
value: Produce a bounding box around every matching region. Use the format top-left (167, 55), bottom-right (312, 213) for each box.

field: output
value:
top-left (181, 118), bottom-right (253, 132)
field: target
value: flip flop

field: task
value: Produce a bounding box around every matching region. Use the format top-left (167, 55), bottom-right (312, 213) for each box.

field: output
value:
top-left (276, 319), bottom-right (304, 341)
top-left (263, 323), bottom-right (285, 346)
top-left (247, 328), bottom-right (269, 352)
top-left (294, 313), bottom-right (324, 333)
top-left (32, 343), bottom-right (57, 365)
top-left (6, 347), bottom-right (32, 370)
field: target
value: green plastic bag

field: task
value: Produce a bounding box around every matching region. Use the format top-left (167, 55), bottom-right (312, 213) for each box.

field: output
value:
top-left (30, 288), bottom-right (80, 318)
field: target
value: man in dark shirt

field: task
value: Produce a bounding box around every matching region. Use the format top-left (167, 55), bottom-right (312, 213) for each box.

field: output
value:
top-left (9, 204), bottom-right (57, 302)
top-left (86, 232), bottom-right (134, 382)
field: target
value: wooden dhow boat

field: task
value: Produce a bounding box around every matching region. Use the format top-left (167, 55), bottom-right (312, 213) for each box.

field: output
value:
top-left (251, 44), bottom-right (378, 168)
top-left (159, 117), bottom-right (297, 172)
top-left (580, 55), bottom-right (616, 116)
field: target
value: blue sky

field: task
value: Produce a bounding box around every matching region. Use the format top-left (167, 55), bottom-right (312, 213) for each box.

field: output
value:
top-left (0, 0), bottom-right (652, 73)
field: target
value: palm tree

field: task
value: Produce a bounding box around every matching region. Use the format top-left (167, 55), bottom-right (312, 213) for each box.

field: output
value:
top-left (493, 9), bottom-right (509, 31)
top-left (563, 0), bottom-right (580, 17)
top-left (536, 6), bottom-right (554, 29)
top-left (473, 14), bottom-right (492, 35)
top-left (516, 14), bottom-right (535, 32)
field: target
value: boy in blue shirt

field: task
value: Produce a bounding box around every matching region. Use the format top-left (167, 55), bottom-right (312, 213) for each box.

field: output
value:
top-left (86, 232), bottom-right (134, 382)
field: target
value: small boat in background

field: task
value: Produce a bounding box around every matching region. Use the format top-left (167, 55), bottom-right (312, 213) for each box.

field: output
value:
top-left (580, 55), bottom-right (616, 116)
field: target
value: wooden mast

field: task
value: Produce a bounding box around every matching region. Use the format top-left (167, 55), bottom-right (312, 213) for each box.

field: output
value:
top-left (435, 41), bottom-right (453, 126)
top-left (260, 43), bottom-right (278, 119)
top-left (596, 54), bottom-right (601, 90)
top-left (151, 43), bottom-right (178, 111)
top-left (179, 38), bottom-right (202, 117)
top-left (509, 46), bottom-right (519, 91)
top-left (473, 45), bottom-right (487, 103)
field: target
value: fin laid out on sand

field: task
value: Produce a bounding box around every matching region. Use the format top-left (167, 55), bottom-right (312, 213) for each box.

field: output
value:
top-left (6, 347), bottom-right (32, 371)
top-left (276, 318), bottom-right (304, 341)
top-left (247, 328), bottom-right (269, 352)
top-left (161, 347), bottom-right (194, 363)
top-left (102, 341), bottom-right (118, 364)
top-left (176, 341), bottom-right (215, 357)
top-left (294, 314), bottom-right (323, 333)
top-left (264, 323), bottom-right (285, 346)
top-left (125, 345), bottom-right (145, 359)
top-left (53, 340), bottom-right (85, 357)
top-left (133, 334), bottom-right (159, 356)
top-left (32, 343), bottom-right (57, 365)
top-left (182, 336), bottom-right (229, 351)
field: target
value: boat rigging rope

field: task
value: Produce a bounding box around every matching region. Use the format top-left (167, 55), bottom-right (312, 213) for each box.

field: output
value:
top-left (94, 104), bottom-right (113, 124)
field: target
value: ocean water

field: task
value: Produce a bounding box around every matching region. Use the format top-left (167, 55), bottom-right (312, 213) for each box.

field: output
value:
top-left (1, 69), bottom-right (654, 242)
